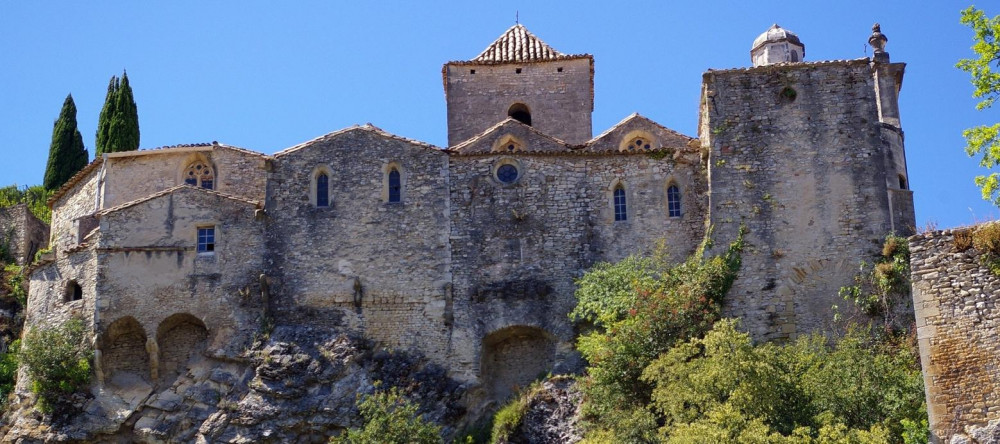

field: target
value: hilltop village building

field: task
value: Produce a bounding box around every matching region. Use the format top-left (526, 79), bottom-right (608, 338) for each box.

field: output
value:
top-left (25, 23), bottom-right (913, 404)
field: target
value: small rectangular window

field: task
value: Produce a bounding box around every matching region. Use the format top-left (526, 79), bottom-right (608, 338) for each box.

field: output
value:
top-left (197, 227), bottom-right (215, 253)
top-left (515, 68), bottom-right (522, 74)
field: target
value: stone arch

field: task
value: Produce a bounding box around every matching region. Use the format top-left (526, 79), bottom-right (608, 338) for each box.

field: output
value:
top-left (156, 313), bottom-right (209, 382)
top-left (177, 153), bottom-right (217, 190)
top-left (507, 103), bottom-right (532, 126)
top-left (102, 316), bottom-right (150, 384)
top-left (64, 280), bottom-right (83, 302)
top-left (618, 129), bottom-right (657, 152)
top-left (480, 325), bottom-right (556, 402)
top-left (491, 134), bottom-right (525, 153)
top-left (382, 161), bottom-right (405, 203)
top-left (310, 164), bottom-right (334, 207)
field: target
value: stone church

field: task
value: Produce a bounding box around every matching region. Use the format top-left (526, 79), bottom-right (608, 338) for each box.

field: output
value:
top-left (24, 23), bottom-right (913, 406)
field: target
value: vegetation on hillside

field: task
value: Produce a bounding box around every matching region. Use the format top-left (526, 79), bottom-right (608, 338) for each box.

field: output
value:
top-left (839, 235), bottom-right (913, 331)
top-left (18, 318), bottom-right (92, 412)
top-left (330, 385), bottom-right (442, 444)
top-left (958, 6), bottom-right (1000, 206)
top-left (43, 94), bottom-right (89, 191)
top-left (0, 185), bottom-right (52, 224)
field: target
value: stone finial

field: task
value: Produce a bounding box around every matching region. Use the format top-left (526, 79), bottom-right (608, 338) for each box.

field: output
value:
top-left (869, 23), bottom-right (889, 62)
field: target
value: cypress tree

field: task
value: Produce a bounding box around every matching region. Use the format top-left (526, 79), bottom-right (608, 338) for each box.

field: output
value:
top-left (43, 95), bottom-right (89, 191)
top-left (96, 71), bottom-right (139, 155)
top-left (95, 76), bottom-right (118, 156)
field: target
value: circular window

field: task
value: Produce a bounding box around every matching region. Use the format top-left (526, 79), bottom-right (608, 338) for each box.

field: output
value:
top-left (497, 164), bottom-right (519, 184)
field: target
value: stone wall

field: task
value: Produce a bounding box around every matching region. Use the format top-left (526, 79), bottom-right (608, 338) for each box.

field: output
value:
top-left (49, 168), bottom-right (100, 255)
top-left (701, 59), bottom-right (900, 341)
top-left (0, 203), bottom-right (48, 265)
top-left (445, 57), bottom-right (594, 146)
top-left (910, 228), bottom-right (1000, 443)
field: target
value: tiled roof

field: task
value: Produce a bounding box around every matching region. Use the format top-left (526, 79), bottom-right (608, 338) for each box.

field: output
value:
top-left (273, 124), bottom-right (441, 158)
top-left (98, 185), bottom-right (260, 216)
top-left (47, 157), bottom-right (104, 207)
top-left (471, 24), bottom-right (582, 63)
top-left (447, 118), bottom-right (575, 155)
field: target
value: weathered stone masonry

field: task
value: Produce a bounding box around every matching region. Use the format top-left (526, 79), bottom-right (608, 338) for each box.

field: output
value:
top-left (911, 228), bottom-right (1000, 443)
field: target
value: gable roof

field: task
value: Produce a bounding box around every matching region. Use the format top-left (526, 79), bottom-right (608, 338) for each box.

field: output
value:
top-left (98, 185), bottom-right (260, 216)
top-left (47, 157), bottom-right (104, 208)
top-left (584, 113), bottom-right (697, 153)
top-left (273, 123), bottom-right (441, 158)
top-left (448, 118), bottom-right (576, 155)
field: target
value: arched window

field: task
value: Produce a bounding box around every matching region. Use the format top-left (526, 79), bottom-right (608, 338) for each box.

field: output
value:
top-left (183, 161), bottom-right (215, 189)
top-left (667, 185), bottom-right (682, 217)
top-left (316, 173), bottom-right (329, 207)
top-left (898, 174), bottom-right (907, 190)
top-left (65, 280), bottom-right (82, 302)
top-left (613, 186), bottom-right (627, 221)
top-left (388, 169), bottom-right (401, 203)
top-left (508, 103), bottom-right (532, 126)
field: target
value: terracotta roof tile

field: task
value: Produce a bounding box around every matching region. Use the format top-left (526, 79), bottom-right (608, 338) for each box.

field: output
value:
top-left (469, 24), bottom-right (585, 64)
top-left (47, 157), bottom-right (104, 207)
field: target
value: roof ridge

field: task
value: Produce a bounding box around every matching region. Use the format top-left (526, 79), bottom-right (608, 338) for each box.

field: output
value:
top-left (273, 125), bottom-right (440, 157)
top-left (447, 118), bottom-right (573, 153)
top-left (48, 157), bottom-right (104, 207)
top-left (472, 24), bottom-right (566, 63)
top-left (98, 185), bottom-right (260, 216)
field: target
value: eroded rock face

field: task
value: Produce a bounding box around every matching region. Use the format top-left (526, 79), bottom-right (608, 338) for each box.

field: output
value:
top-left (1, 326), bottom-right (468, 443)
top-left (498, 377), bottom-right (583, 444)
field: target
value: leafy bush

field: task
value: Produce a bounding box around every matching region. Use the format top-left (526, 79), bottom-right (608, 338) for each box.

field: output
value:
top-left (0, 184), bottom-right (53, 224)
top-left (839, 235), bottom-right (912, 330)
top-left (642, 320), bottom-right (926, 443)
top-left (971, 222), bottom-right (1000, 275)
top-left (572, 228), bottom-right (745, 439)
top-left (18, 318), bottom-right (92, 411)
top-left (2, 264), bottom-right (27, 306)
top-left (0, 340), bottom-right (19, 407)
top-left (331, 385), bottom-right (442, 444)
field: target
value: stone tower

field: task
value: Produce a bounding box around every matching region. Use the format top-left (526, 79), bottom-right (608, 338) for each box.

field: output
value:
top-left (701, 24), bottom-right (915, 340)
top-left (442, 24), bottom-right (594, 146)
top-left (751, 24), bottom-right (805, 67)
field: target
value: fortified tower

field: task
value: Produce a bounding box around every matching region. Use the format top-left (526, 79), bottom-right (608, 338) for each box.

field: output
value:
top-left (701, 24), bottom-right (915, 340)
top-left (443, 24), bottom-right (594, 145)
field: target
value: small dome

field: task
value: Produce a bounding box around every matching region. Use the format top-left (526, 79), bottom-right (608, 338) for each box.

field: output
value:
top-left (752, 24), bottom-right (802, 52)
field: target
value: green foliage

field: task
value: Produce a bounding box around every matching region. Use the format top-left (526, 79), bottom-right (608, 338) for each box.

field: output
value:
top-left (839, 235), bottom-right (911, 330)
top-left (572, 228), bottom-right (745, 440)
top-left (43, 95), bottom-right (89, 191)
top-left (957, 7), bottom-right (1000, 206)
top-left (96, 71), bottom-right (140, 155)
top-left (331, 385), bottom-right (442, 444)
top-left (490, 385), bottom-right (532, 443)
top-left (970, 222), bottom-right (1000, 275)
top-left (0, 340), bottom-right (19, 407)
top-left (641, 321), bottom-right (926, 443)
top-left (0, 184), bottom-right (53, 224)
top-left (19, 318), bottom-right (92, 412)
top-left (3, 264), bottom-right (27, 306)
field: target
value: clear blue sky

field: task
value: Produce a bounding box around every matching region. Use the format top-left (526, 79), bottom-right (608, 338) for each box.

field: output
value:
top-left (0, 1), bottom-right (994, 229)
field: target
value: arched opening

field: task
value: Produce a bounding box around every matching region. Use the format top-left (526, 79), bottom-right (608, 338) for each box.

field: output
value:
top-left (613, 185), bottom-right (627, 221)
top-left (65, 280), bottom-right (83, 302)
top-left (481, 326), bottom-right (555, 402)
top-left (507, 103), bottom-right (532, 126)
top-left (316, 172), bottom-right (330, 207)
top-left (667, 184), bottom-right (682, 217)
top-left (183, 160), bottom-right (215, 189)
top-left (156, 313), bottom-right (208, 383)
top-left (898, 174), bottom-right (907, 190)
top-left (388, 168), bottom-right (402, 203)
top-left (102, 316), bottom-right (150, 385)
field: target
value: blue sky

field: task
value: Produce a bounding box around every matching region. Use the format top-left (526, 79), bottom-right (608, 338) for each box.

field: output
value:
top-left (0, 1), bottom-right (995, 229)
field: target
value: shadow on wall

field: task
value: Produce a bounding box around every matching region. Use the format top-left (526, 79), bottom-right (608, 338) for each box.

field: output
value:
top-left (100, 313), bottom-right (208, 389)
top-left (480, 325), bottom-right (555, 403)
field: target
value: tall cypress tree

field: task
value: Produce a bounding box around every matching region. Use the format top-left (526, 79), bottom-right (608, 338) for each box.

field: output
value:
top-left (96, 71), bottom-right (139, 155)
top-left (43, 95), bottom-right (89, 191)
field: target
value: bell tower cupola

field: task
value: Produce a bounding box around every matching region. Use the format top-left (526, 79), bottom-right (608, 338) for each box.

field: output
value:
top-left (751, 24), bottom-right (805, 67)
top-left (443, 24), bottom-right (594, 146)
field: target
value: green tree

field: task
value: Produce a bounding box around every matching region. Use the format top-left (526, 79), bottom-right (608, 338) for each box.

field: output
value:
top-left (96, 71), bottom-right (139, 155)
top-left (958, 7), bottom-right (1000, 206)
top-left (331, 386), bottom-right (442, 444)
top-left (43, 95), bottom-right (89, 191)
top-left (19, 318), bottom-right (92, 412)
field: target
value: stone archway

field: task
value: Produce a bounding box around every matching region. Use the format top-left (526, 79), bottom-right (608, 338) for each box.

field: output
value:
top-left (102, 316), bottom-right (150, 385)
top-left (156, 313), bottom-right (208, 382)
top-left (481, 325), bottom-right (556, 402)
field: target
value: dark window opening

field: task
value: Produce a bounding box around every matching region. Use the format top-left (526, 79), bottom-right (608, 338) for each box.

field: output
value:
top-left (614, 186), bottom-right (627, 221)
top-left (898, 175), bottom-right (907, 190)
top-left (316, 173), bottom-right (329, 207)
top-left (790, 50), bottom-right (800, 62)
top-left (508, 103), bottom-right (532, 126)
top-left (388, 169), bottom-right (402, 202)
top-left (557, 67), bottom-right (563, 72)
top-left (197, 227), bottom-right (215, 253)
top-left (668, 185), bottom-right (682, 217)
top-left (470, 69), bottom-right (476, 74)
top-left (66, 281), bottom-right (82, 302)
top-left (515, 68), bottom-right (522, 74)
top-left (497, 164), bottom-right (519, 184)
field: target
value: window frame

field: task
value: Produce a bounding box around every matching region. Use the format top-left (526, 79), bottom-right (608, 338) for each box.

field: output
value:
top-left (613, 186), bottom-right (627, 222)
top-left (667, 184), bottom-right (682, 218)
top-left (197, 226), bottom-right (216, 254)
top-left (316, 172), bottom-right (330, 207)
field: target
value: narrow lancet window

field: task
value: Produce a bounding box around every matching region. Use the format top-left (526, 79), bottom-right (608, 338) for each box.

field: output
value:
top-left (316, 173), bottom-right (329, 207)
top-left (614, 186), bottom-right (627, 221)
top-left (668, 185), bottom-right (682, 217)
top-left (388, 169), bottom-right (401, 203)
